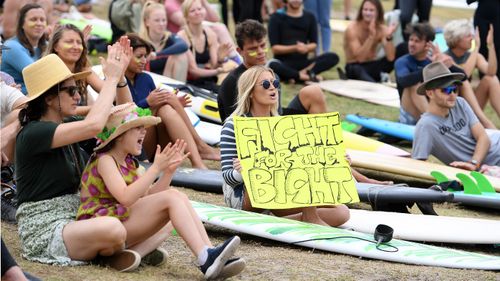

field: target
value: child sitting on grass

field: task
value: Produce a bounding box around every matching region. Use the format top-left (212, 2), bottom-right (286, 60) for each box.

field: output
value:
top-left (76, 103), bottom-right (245, 279)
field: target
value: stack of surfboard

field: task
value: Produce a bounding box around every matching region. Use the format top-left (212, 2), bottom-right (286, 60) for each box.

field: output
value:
top-left (347, 149), bottom-right (500, 192)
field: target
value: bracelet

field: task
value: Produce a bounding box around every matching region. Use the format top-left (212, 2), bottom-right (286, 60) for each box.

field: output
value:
top-left (117, 81), bottom-right (128, 88)
top-left (385, 35), bottom-right (393, 41)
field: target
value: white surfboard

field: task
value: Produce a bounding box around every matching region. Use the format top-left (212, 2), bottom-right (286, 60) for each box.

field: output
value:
top-left (192, 201), bottom-right (500, 270)
top-left (319, 80), bottom-right (400, 108)
top-left (340, 209), bottom-right (500, 244)
top-left (184, 108), bottom-right (221, 145)
top-left (146, 71), bottom-right (222, 123)
top-left (433, 0), bottom-right (476, 9)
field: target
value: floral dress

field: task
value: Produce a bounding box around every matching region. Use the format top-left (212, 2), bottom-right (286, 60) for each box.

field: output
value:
top-left (76, 153), bottom-right (142, 222)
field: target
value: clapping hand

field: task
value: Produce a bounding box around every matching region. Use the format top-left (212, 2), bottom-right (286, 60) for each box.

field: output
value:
top-left (82, 24), bottom-right (93, 43)
top-left (217, 42), bottom-right (233, 63)
top-left (152, 140), bottom-right (190, 174)
top-left (101, 36), bottom-right (133, 83)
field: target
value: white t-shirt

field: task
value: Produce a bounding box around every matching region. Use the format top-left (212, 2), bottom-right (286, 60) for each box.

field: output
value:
top-left (1, 82), bottom-right (25, 126)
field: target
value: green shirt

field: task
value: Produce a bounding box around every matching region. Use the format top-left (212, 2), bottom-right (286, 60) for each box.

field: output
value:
top-left (15, 120), bottom-right (85, 205)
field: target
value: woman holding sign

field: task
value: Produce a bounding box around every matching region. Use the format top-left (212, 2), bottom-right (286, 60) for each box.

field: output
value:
top-left (220, 65), bottom-right (350, 227)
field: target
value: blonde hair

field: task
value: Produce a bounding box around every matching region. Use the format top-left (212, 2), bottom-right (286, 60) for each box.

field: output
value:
top-left (139, 1), bottom-right (171, 50)
top-left (443, 19), bottom-right (473, 49)
top-left (233, 66), bottom-right (279, 117)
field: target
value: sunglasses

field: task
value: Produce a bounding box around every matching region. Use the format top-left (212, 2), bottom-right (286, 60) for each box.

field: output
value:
top-left (60, 85), bottom-right (80, 97)
top-left (247, 47), bottom-right (268, 57)
top-left (259, 79), bottom-right (280, 90)
top-left (440, 85), bottom-right (458, 95)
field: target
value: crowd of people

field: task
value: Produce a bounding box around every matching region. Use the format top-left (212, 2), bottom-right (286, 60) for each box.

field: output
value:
top-left (1, 0), bottom-right (499, 279)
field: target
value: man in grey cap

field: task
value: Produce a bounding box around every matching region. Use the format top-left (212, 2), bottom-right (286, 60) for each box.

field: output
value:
top-left (412, 61), bottom-right (500, 171)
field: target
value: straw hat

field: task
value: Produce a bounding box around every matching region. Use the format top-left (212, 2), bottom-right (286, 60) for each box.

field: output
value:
top-left (417, 62), bottom-right (465, 95)
top-left (20, 54), bottom-right (91, 106)
top-left (94, 103), bottom-right (161, 151)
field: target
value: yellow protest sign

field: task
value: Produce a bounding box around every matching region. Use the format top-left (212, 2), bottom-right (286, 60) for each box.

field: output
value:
top-left (234, 113), bottom-right (359, 209)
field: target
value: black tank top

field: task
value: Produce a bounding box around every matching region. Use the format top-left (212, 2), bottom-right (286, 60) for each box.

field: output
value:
top-left (192, 30), bottom-right (210, 65)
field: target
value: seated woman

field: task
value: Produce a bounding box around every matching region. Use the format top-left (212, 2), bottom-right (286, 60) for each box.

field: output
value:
top-left (139, 1), bottom-right (189, 81)
top-left (220, 65), bottom-right (350, 226)
top-left (165, 0), bottom-right (241, 63)
top-left (1, 3), bottom-right (48, 94)
top-left (45, 24), bottom-right (134, 112)
top-left (125, 33), bottom-right (219, 168)
top-left (75, 104), bottom-right (244, 278)
top-left (14, 39), bottom-right (135, 268)
top-left (444, 19), bottom-right (500, 118)
top-left (178, 0), bottom-right (234, 93)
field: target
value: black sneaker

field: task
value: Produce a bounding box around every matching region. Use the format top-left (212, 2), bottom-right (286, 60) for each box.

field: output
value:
top-left (199, 236), bottom-right (240, 280)
top-left (141, 248), bottom-right (168, 266)
top-left (217, 257), bottom-right (246, 280)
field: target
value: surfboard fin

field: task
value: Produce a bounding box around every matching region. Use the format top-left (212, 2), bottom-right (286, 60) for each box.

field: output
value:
top-left (469, 171), bottom-right (496, 193)
top-left (430, 171), bottom-right (449, 184)
top-left (455, 173), bottom-right (482, 195)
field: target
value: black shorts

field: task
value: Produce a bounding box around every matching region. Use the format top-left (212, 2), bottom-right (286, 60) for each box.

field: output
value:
top-left (281, 94), bottom-right (307, 115)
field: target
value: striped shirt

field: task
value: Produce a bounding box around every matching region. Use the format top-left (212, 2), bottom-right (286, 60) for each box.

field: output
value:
top-left (220, 117), bottom-right (244, 188)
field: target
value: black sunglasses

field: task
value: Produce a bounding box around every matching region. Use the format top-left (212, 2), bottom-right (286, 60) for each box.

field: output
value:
top-left (60, 85), bottom-right (79, 97)
top-left (259, 79), bottom-right (280, 90)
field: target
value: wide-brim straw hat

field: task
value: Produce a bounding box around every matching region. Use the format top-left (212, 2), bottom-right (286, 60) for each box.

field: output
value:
top-left (19, 54), bottom-right (91, 106)
top-left (417, 61), bottom-right (465, 95)
top-left (94, 103), bottom-right (161, 151)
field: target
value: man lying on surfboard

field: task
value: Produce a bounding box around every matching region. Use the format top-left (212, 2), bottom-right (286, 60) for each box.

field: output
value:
top-left (218, 19), bottom-right (393, 185)
top-left (412, 61), bottom-right (500, 172)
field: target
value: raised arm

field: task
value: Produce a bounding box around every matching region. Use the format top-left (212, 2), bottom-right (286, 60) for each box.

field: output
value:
top-left (51, 37), bottom-right (133, 148)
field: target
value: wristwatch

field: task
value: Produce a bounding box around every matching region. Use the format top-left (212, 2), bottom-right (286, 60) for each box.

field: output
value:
top-left (470, 159), bottom-right (480, 171)
top-left (385, 35), bottom-right (393, 41)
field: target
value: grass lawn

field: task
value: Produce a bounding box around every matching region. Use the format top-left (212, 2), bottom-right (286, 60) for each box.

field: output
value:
top-left (2, 1), bottom-right (499, 280)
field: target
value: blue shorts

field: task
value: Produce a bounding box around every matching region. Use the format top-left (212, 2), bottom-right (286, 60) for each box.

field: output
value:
top-left (399, 107), bottom-right (418, 125)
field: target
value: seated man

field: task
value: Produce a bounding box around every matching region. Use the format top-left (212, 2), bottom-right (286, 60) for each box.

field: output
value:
top-left (267, 0), bottom-right (339, 83)
top-left (412, 62), bottom-right (500, 171)
top-left (396, 23), bottom-right (496, 129)
top-left (343, 0), bottom-right (397, 82)
top-left (219, 19), bottom-right (328, 124)
top-left (219, 19), bottom-right (392, 185)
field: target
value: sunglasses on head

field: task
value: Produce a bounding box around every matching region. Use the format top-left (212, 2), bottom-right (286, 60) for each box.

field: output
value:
top-left (259, 79), bottom-right (280, 90)
top-left (60, 85), bottom-right (79, 97)
top-left (440, 85), bottom-right (458, 95)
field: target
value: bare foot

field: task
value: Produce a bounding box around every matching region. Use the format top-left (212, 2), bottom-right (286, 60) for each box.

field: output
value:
top-left (301, 208), bottom-right (329, 226)
top-left (198, 143), bottom-right (221, 161)
top-left (192, 162), bottom-right (208, 170)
